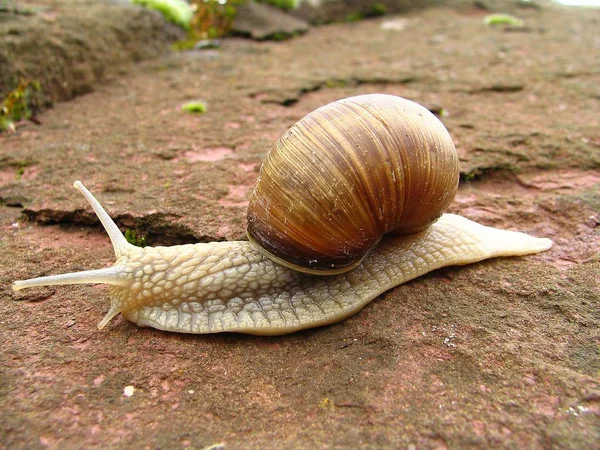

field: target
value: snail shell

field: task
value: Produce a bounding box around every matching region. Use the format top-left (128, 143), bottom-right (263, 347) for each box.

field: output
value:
top-left (247, 94), bottom-right (459, 274)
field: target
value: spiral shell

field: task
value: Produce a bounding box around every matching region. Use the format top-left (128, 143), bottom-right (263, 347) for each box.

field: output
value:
top-left (246, 94), bottom-right (459, 274)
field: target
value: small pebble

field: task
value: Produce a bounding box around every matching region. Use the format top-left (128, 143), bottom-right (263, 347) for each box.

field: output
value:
top-left (123, 385), bottom-right (135, 397)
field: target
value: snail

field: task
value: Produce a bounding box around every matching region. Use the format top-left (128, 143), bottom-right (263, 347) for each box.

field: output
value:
top-left (12, 94), bottom-right (552, 335)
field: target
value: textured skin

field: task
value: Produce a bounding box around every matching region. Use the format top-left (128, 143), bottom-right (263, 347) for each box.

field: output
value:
top-left (108, 214), bottom-right (551, 335)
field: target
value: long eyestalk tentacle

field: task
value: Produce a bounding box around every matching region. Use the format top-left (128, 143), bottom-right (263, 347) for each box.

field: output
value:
top-left (12, 266), bottom-right (125, 292)
top-left (73, 181), bottom-right (132, 259)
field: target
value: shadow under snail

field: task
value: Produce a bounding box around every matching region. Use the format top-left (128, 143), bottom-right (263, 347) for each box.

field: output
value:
top-left (12, 94), bottom-right (552, 335)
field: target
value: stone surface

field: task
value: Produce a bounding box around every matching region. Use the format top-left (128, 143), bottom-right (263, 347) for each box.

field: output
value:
top-left (290, 0), bottom-right (530, 24)
top-left (0, 0), bottom-right (184, 102)
top-left (293, 0), bottom-right (437, 23)
top-left (232, 1), bottom-right (310, 40)
top-left (1, 2), bottom-right (599, 449)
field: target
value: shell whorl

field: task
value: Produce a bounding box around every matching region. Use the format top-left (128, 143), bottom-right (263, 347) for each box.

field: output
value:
top-left (247, 94), bottom-right (460, 274)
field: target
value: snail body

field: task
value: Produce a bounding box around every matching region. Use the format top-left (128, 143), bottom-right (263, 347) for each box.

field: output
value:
top-left (12, 95), bottom-right (552, 335)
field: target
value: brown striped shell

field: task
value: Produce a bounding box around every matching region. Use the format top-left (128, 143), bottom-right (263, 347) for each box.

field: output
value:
top-left (246, 94), bottom-right (459, 275)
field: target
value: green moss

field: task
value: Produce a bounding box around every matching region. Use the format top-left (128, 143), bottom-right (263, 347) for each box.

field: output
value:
top-left (171, 39), bottom-right (195, 51)
top-left (344, 11), bottom-right (364, 22)
top-left (368, 2), bottom-right (387, 17)
top-left (124, 229), bottom-right (148, 247)
top-left (266, 30), bottom-right (300, 41)
top-left (325, 79), bottom-right (348, 88)
top-left (0, 79), bottom-right (46, 133)
top-left (173, 0), bottom-right (240, 49)
top-left (182, 101), bottom-right (207, 114)
top-left (0, 4), bottom-right (35, 15)
top-left (484, 14), bottom-right (524, 27)
top-left (460, 163), bottom-right (518, 183)
top-left (131, 0), bottom-right (193, 30)
top-left (462, 172), bottom-right (476, 182)
top-left (344, 3), bottom-right (387, 22)
top-left (256, 0), bottom-right (298, 10)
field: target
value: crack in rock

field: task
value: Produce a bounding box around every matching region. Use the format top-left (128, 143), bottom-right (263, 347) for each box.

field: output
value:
top-left (459, 164), bottom-right (518, 183)
top-left (468, 83), bottom-right (525, 93)
top-left (252, 73), bottom-right (421, 106)
top-left (22, 208), bottom-right (217, 246)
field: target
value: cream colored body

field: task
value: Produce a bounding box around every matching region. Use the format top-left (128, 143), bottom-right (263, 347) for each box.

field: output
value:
top-left (106, 214), bottom-right (550, 335)
top-left (12, 182), bottom-right (552, 335)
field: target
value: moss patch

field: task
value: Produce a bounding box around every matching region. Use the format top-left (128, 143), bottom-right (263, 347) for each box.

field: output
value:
top-left (131, 0), bottom-right (193, 30)
top-left (0, 79), bottom-right (46, 132)
top-left (182, 101), bottom-right (207, 114)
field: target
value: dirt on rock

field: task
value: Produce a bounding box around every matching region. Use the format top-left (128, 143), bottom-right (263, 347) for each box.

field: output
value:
top-left (1, 3), bottom-right (599, 449)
